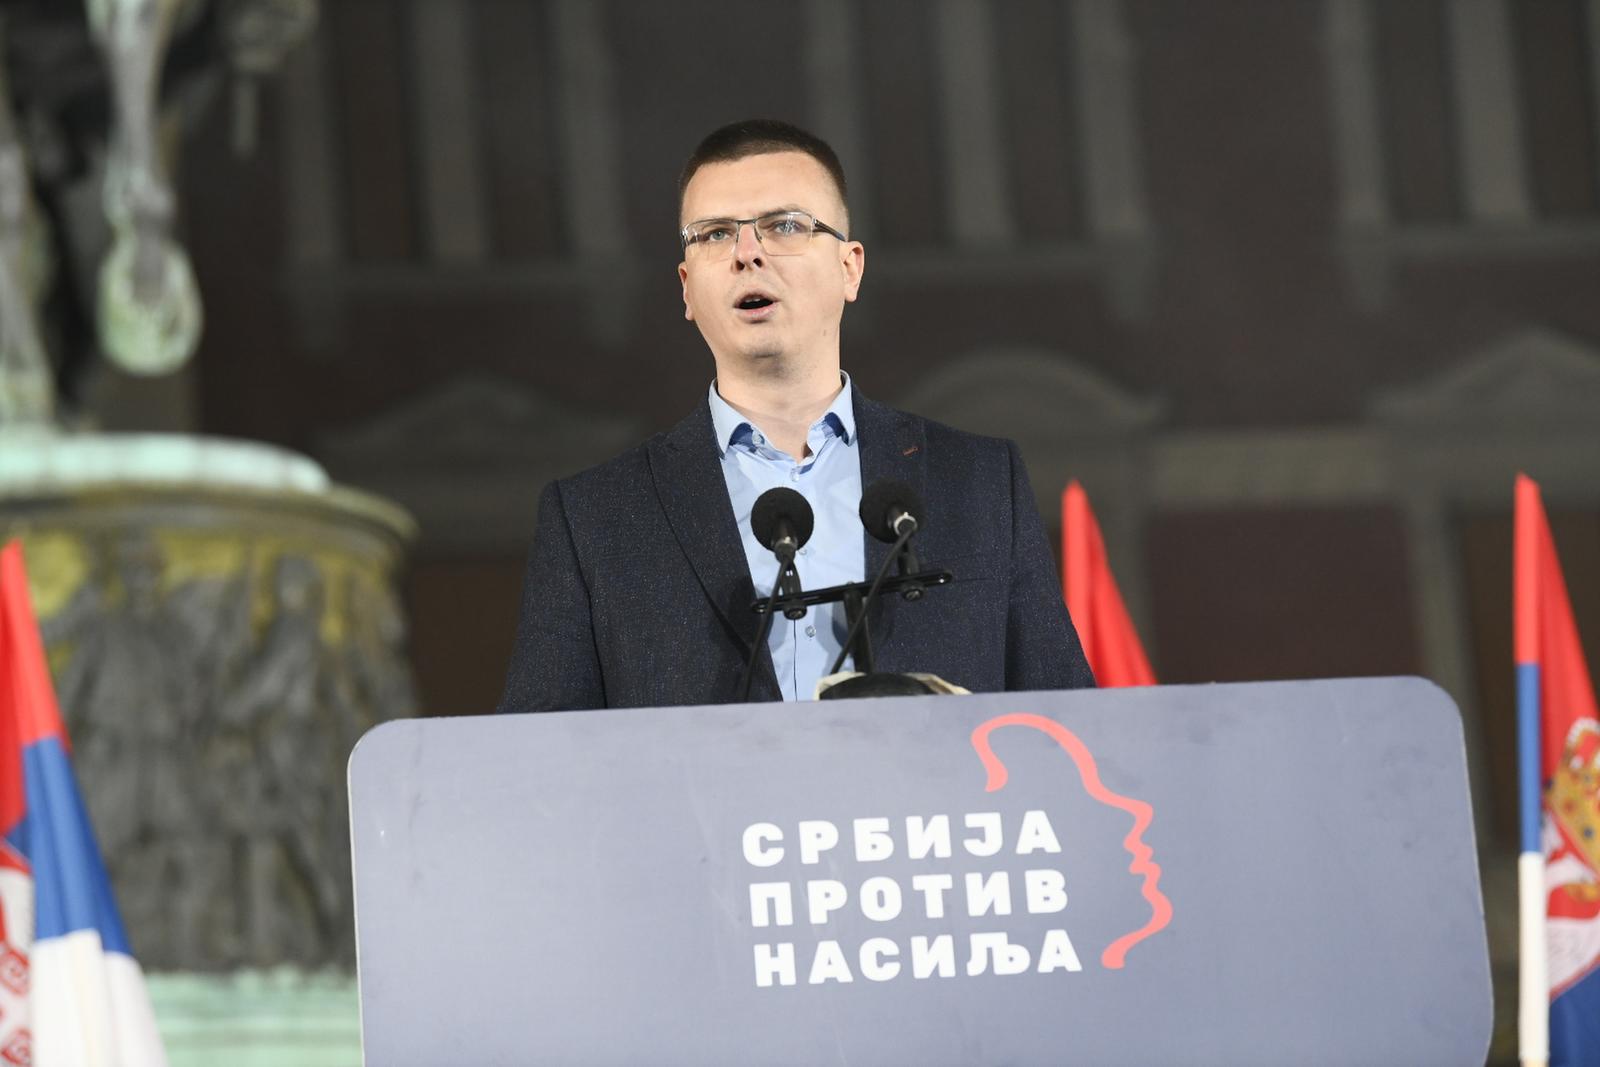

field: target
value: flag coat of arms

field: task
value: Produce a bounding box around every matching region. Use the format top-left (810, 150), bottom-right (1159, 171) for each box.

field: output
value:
top-left (0, 540), bottom-right (167, 1067)
top-left (1516, 475), bottom-right (1600, 1066)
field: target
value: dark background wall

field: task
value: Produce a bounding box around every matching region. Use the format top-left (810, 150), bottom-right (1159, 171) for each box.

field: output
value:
top-left (144, 0), bottom-right (1600, 861)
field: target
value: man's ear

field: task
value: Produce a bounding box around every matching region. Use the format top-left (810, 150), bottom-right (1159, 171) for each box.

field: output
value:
top-left (841, 242), bottom-right (866, 304)
top-left (678, 262), bottom-right (694, 321)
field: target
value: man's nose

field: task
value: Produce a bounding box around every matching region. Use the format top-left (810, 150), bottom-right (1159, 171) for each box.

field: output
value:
top-left (732, 222), bottom-right (765, 266)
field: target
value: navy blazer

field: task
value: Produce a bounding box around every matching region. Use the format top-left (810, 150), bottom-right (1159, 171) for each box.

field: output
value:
top-left (498, 390), bottom-right (1094, 711)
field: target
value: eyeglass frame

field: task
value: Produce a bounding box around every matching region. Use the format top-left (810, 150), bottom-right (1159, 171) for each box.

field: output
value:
top-left (678, 209), bottom-right (849, 257)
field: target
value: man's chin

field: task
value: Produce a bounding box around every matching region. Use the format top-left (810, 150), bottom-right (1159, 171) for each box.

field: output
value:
top-left (735, 345), bottom-right (787, 365)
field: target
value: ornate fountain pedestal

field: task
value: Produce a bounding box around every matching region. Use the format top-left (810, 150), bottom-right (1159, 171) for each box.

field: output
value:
top-left (0, 431), bottom-right (416, 973)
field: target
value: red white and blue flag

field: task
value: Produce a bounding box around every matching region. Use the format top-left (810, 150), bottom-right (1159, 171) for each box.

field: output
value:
top-left (0, 539), bottom-right (167, 1066)
top-left (1516, 475), bottom-right (1600, 1067)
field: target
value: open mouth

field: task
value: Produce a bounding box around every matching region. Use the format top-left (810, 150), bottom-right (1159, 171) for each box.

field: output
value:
top-left (734, 291), bottom-right (777, 311)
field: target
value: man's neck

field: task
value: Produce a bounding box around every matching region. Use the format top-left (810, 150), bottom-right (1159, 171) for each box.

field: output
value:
top-left (716, 365), bottom-right (844, 460)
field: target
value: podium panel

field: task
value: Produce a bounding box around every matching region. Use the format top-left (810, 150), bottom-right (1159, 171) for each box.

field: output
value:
top-left (349, 678), bottom-right (1491, 1066)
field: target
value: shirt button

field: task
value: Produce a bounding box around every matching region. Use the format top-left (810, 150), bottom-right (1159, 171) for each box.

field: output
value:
top-left (789, 469), bottom-right (800, 481)
top-left (805, 625), bottom-right (817, 638)
top-left (798, 546), bottom-right (809, 556)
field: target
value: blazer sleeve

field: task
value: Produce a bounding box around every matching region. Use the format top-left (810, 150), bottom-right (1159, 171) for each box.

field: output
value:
top-left (497, 480), bottom-right (607, 712)
top-left (1004, 441), bottom-right (1097, 691)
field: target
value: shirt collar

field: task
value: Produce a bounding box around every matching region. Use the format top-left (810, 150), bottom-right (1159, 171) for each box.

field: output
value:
top-left (707, 372), bottom-right (856, 456)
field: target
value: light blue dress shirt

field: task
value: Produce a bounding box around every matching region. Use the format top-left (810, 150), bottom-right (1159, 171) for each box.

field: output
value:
top-left (709, 375), bottom-right (866, 700)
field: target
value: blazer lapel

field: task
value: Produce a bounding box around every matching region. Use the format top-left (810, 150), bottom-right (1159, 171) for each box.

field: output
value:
top-left (647, 401), bottom-right (778, 695)
top-left (853, 390), bottom-right (928, 668)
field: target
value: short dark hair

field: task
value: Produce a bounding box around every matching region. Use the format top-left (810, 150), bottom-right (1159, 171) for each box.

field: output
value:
top-left (677, 119), bottom-right (849, 226)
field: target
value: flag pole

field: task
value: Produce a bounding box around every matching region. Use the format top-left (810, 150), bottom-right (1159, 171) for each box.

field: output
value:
top-left (1515, 474), bottom-right (1548, 1067)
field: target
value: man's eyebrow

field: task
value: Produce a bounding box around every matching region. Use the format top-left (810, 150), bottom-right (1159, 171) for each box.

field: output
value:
top-left (686, 205), bottom-right (811, 223)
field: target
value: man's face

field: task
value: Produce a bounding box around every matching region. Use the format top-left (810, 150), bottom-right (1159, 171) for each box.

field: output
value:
top-left (678, 151), bottom-right (864, 373)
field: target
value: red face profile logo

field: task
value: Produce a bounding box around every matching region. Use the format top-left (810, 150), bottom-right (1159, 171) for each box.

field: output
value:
top-left (971, 713), bottom-right (1173, 968)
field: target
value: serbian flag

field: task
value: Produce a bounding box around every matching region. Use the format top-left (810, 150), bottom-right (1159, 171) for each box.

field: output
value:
top-left (0, 540), bottom-right (167, 1066)
top-left (1061, 480), bottom-right (1156, 687)
top-left (1516, 475), bottom-right (1600, 1067)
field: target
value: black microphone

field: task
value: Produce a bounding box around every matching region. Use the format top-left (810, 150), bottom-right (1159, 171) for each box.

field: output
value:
top-left (827, 482), bottom-right (930, 677)
top-left (752, 487), bottom-right (815, 563)
top-left (859, 481), bottom-right (923, 543)
top-left (740, 489), bottom-right (816, 701)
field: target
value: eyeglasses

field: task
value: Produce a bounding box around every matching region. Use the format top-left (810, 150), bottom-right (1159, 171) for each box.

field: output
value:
top-left (680, 210), bottom-right (847, 259)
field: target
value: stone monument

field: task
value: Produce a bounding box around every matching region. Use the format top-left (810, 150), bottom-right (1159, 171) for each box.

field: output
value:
top-left (0, 1), bottom-right (413, 994)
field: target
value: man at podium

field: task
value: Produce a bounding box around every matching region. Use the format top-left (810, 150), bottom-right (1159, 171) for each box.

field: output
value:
top-left (499, 120), bottom-right (1093, 712)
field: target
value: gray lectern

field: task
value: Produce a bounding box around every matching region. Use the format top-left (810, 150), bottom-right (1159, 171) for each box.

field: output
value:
top-left (349, 678), bottom-right (1491, 1066)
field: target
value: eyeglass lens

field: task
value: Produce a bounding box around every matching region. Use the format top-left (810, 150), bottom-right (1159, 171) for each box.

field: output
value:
top-left (685, 213), bottom-right (819, 258)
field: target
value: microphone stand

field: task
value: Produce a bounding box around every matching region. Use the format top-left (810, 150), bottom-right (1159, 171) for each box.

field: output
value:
top-left (740, 544), bottom-right (808, 702)
top-left (738, 577), bottom-right (783, 703)
top-left (829, 525), bottom-right (915, 676)
top-left (749, 535), bottom-right (953, 686)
